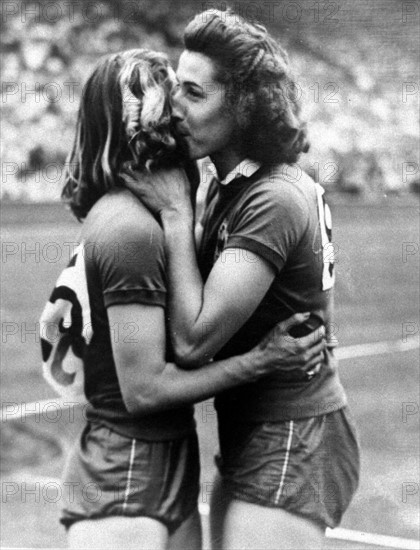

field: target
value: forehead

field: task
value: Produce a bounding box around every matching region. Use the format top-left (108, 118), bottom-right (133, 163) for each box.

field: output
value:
top-left (177, 50), bottom-right (217, 85)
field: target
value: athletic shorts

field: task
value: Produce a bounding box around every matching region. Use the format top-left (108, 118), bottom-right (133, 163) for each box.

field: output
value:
top-left (215, 406), bottom-right (360, 529)
top-left (60, 421), bottom-right (200, 534)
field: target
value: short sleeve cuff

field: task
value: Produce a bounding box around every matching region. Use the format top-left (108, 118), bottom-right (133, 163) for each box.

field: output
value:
top-left (225, 236), bottom-right (285, 273)
top-left (104, 288), bottom-right (166, 308)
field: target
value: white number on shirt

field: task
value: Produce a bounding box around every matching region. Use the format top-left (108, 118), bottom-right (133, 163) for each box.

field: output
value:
top-left (315, 183), bottom-right (336, 291)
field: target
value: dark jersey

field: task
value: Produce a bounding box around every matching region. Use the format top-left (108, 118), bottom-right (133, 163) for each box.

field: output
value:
top-left (81, 188), bottom-right (195, 440)
top-left (198, 164), bottom-right (347, 422)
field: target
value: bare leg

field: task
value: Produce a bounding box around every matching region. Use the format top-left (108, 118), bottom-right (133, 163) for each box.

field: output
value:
top-left (223, 499), bottom-right (325, 550)
top-left (209, 473), bottom-right (230, 550)
top-left (68, 516), bottom-right (168, 550)
top-left (168, 508), bottom-right (202, 550)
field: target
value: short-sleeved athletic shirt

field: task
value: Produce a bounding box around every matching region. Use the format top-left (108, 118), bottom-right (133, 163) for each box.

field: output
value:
top-left (198, 164), bottom-right (347, 422)
top-left (80, 188), bottom-right (195, 440)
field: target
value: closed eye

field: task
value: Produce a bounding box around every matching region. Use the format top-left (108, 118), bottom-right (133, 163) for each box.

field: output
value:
top-left (179, 81), bottom-right (204, 100)
top-left (186, 88), bottom-right (203, 99)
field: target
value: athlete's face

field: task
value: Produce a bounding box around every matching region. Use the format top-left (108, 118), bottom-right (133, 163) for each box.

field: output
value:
top-left (171, 51), bottom-right (238, 161)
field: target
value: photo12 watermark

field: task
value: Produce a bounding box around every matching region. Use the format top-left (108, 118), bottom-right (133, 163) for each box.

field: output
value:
top-left (199, 2), bottom-right (341, 24)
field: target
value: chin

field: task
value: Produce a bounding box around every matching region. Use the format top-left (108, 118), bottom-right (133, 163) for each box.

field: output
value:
top-left (180, 138), bottom-right (201, 159)
top-left (187, 147), bottom-right (204, 161)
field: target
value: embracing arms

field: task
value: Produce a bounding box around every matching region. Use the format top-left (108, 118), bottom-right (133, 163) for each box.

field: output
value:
top-left (108, 302), bottom-right (325, 415)
top-left (161, 207), bottom-right (278, 366)
top-left (122, 166), bottom-right (324, 370)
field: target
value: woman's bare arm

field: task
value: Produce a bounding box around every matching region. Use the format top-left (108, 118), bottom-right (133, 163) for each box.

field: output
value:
top-left (122, 166), bottom-right (324, 369)
top-left (108, 303), bottom-right (325, 414)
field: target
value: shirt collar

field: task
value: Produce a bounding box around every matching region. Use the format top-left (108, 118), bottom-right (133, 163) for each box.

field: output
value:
top-left (208, 159), bottom-right (262, 186)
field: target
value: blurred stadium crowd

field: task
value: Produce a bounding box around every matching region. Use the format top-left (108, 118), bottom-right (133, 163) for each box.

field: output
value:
top-left (1, 0), bottom-right (419, 201)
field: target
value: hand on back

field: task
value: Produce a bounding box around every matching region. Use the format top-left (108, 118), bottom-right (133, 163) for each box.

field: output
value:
top-left (251, 313), bottom-right (326, 381)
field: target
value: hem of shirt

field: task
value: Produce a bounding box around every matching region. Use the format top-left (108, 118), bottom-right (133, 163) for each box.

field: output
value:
top-left (225, 235), bottom-right (285, 273)
top-left (104, 288), bottom-right (166, 308)
top-left (215, 397), bottom-right (348, 422)
top-left (215, 377), bottom-right (348, 422)
top-left (85, 408), bottom-right (196, 441)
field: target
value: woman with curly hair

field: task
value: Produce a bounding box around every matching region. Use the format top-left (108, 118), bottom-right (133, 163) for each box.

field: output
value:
top-left (57, 48), bottom-right (323, 550)
top-left (124, 10), bottom-right (360, 550)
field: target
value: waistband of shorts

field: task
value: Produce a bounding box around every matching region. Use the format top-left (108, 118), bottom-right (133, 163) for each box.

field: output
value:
top-left (215, 372), bottom-right (348, 422)
top-left (85, 404), bottom-right (196, 441)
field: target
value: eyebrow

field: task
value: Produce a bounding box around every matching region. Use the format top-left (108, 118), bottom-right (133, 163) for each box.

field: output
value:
top-left (176, 70), bottom-right (203, 88)
top-left (179, 79), bottom-right (203, 89)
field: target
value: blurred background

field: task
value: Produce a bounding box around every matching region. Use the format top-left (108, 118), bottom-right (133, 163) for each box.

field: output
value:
top-left (1, 0), bottom-right (419, 199)
top-left (1, 1), bottom-right (419, 548)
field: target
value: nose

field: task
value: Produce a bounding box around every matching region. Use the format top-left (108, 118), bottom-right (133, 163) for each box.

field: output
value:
top-left (171, 87), bottom-right (184, 121)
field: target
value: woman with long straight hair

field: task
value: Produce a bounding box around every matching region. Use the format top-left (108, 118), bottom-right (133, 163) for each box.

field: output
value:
top-left (54, 48), bottom-right (325, 550)
top-left (123, 10), bottom-right (360, 550)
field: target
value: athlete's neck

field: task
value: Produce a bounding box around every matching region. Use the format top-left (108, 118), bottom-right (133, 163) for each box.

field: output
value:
top-left (210, 150), bottom-right (244, 181)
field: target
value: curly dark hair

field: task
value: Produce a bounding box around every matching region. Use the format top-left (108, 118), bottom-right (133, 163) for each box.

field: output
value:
top-left (62, 49), bottom-right (186, 220)
top-left (184, 10), bottom-right (309, 165)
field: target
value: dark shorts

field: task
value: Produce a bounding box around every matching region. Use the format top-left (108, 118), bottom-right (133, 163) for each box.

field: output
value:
top-left (60, 421), bottom-right (200, 534)
top-left (216, 406), bottom-right (360, 529)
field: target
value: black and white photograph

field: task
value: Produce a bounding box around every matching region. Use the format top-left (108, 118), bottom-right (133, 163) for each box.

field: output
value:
top-left (1, 1), bottom-right (419, 549)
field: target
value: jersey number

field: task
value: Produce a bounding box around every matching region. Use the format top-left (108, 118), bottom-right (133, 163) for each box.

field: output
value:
top-left (315, 184), bottom-right (335, 291)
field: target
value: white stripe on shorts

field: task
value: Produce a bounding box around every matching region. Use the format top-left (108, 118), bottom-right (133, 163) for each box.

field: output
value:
top-left (123, 438), bottom-right (136, 511)
top-left (274, 420), bottom-right (294, 505)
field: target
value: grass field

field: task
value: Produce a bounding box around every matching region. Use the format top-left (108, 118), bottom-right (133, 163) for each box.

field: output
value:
top-left (1, 197), bottom-right (419, 548)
